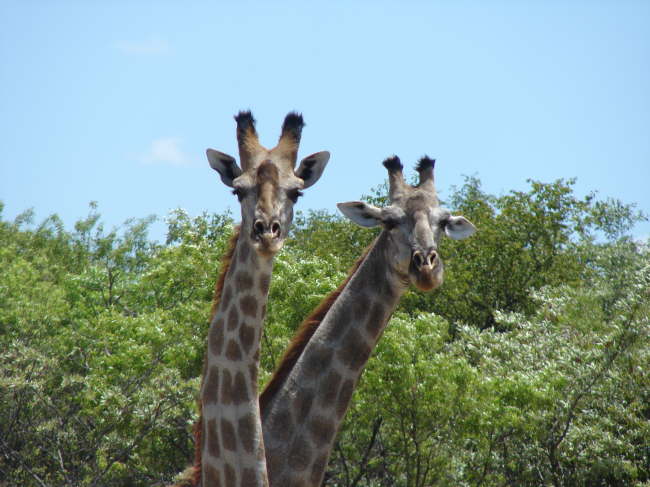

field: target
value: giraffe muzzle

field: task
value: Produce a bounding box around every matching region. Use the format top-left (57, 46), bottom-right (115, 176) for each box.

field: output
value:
top-left (410, 249), bottom-right (443, 291)
top-left (253, 219), bottom-right (281, 239)
top-left (252, 218), bottom-right (283, 255)
top-left (411, 249), bottom-right (438, 271)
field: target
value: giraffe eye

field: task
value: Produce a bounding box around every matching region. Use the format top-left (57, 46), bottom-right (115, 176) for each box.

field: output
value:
top-left (232, 188), bottom-right (245, 202)
top-left (288, 189), bottom-right (303, 203)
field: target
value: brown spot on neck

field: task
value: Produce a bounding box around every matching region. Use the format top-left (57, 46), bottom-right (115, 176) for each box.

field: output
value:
top-left (221, 370), bottom-right (234, 405)
top-left (310, 453), bottom-right (329, 485)
top-left (206, 418), bottom-right (221, 458)
top-left (232, 371), bottom-right (251, 404)
top-left (337, 328), bottom-right (372, 371)
top-left (224, 462), bottom-right (236, 485)
top-left (237, 413), bottom-right (257, 454)
top-left (204, 366), bottom-right (220, 404)
top-left (227, 306), bottom-right (240, 331)
top-left (235, 271), bottom-right (254, 292)
top-left (322, 370), bottom-right (342, 405)
top-left (259, 272), bottom-right (271, 295)
top-left (287, 435), bottom-right (312, 471)
top-left (209, 319), bottom-right (225, 356)
top-left (336, 379), bottom-right (355, 419)
top-left (225, 339), bottom-right (243, 361)
top-left (293, 389), bottom-right (314, 423)
top-left (221, 418), bottom-right (237, 451)
top-left (220, 286), bottom-right (233, 315)
top-left (309, 415), bottom-right (335, 447)
top-left (239, 323), bottom-right (256, 354)
top-left (267, 408), bottom-right (293, 443)
top-left (240, 468), bottom-right (257, 486)
top-left (204, 463), bottom-right (221, 486)
top-left (238, 240), bottom-right (250, 264)
top-left (240, 294), bottom-right (258, 318)
top-left (366, 300), bottom-right (388, 337)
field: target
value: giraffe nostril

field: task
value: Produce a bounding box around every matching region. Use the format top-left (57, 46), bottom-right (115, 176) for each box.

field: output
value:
top-left (253, 220), bottom-right (265, 236)
top-left (271, 221), bottom-right (281, 237)
top-left (412, 251), bottom-right (424, 269)
top-left (426, 250), bottom-right (438, 266)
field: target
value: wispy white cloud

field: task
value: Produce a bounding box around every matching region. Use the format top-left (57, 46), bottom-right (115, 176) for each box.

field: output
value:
top-left (140, 137), bottom-right (192, 166)
top-left (114, 37), bottom-right (170, 55)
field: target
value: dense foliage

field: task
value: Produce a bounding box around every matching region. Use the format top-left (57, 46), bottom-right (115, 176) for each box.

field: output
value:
top-left (0, 178), bottom-right (648, 486)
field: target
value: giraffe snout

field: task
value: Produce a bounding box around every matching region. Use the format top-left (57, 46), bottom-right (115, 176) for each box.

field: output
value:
top-left (253, 218), bottom-right (282, 239)
top-left (409, 248), bottom-right (443, 291)
top-left (411, 249), bottom-right (438, 271)
top-left (252, 217), bottom-right (284, 256)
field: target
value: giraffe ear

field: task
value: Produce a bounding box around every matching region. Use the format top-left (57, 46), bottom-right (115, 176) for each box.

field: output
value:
top-left (207, 149), bottom-right (243, 187)
top-left (444, 215), bottom-right (476, 240)
top-left (337, 201), bottom-right (383, 227)
top-left (296, 151), bottom-right (330, 189)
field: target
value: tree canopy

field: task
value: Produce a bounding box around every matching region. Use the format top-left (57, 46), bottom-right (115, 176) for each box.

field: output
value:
top-left (0, 177), bottom-right (648, 486)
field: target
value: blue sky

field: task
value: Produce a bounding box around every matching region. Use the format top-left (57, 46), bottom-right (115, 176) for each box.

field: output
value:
top-left (1, 1), bottom-right (648, 241)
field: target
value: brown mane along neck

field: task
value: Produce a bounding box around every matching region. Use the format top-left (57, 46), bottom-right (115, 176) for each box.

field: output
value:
top-left (209, 225), bottom-right (241, 321)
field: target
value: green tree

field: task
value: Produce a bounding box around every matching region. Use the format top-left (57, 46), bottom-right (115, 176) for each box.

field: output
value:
top-left (0, 204), bottom-right (232, 486)
top-left (1, 173), bottom-right (647, 487)
top-left (407, 177), bottom-right (644, 330)
top-left (327, 242), bottom-right (649, 486)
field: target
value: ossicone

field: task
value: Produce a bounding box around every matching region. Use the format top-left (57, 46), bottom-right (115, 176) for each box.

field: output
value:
top-left (382, 155), bottom-right (403, 173)
top-left (416, 155), bottom-right (435, 187)
top-left (280, 112), bottom-right (305, 143)
top-left (234, 111), bottom-right (257, 134)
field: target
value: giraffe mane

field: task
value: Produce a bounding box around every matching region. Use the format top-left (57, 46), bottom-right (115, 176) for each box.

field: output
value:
top-left (209, 225), bottom-right (241, 321)
top-left (259, 243), bottom-right (373, 414)
top-left (171, 225), bottom-right (241, 487)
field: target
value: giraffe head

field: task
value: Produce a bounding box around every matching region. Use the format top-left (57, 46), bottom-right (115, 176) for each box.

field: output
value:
top-left (207, 111), bottom-right (329, 257)
top-left (338, 156), bottom-right (475, 291)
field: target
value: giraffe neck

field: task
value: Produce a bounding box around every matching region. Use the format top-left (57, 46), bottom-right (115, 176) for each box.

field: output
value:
top-left (261, 231), bottom-right (407, 486)
top-left (200, 231), bottom-right (274, 487)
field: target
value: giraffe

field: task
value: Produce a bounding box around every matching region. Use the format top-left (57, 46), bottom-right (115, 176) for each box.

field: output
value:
top-left (179, 111), bottom-right (329, 487)
top-left (259, 155), bottom-right (476, 486)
